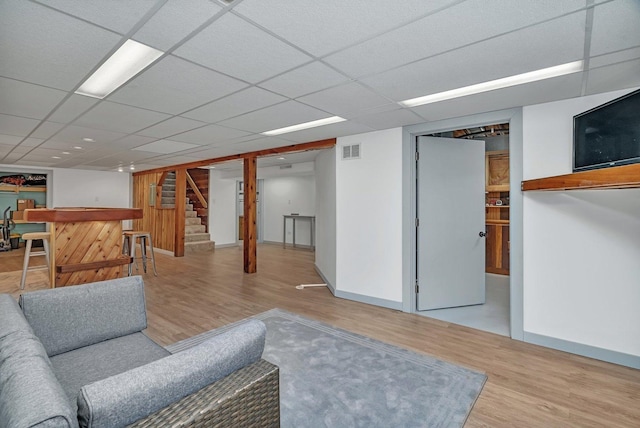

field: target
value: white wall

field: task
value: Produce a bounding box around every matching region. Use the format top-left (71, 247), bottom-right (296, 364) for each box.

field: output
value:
top-left (51, 168), bottom-right (130, 207)
top-left (522, 88), bottom-right (640, 357)
top-left (336, 128), bottom-right (403, 303)
top-left (209, 170), bottom-right (237, 246)
top-left (263, 175), bottom-right (315, 245)
top-left (315, 148), bottom-right (336, 287)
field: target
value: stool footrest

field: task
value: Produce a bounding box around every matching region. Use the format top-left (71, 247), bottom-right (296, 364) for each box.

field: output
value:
top-left (56, 257), bottom-right (133, 273)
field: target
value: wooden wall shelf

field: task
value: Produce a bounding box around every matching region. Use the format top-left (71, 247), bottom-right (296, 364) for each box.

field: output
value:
top-left (521, 163), bottom-right (640, 191)
top-left (0, 185), bottom-right (46, 193)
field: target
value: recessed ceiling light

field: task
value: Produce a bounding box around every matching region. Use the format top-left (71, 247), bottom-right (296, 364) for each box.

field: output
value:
top-left (129, 165), bottom-right (135, 170)
top-left (82, 138), bottom-right (94, 142)
top-left (262, 116), bottom-right (346, 136)
top-left (62, 151), bottom-right (70, 155)
top-left (399, 60), bottom-right (584, 107)
top-left (117, 166), bottom-right (124, 172)
top-left (52, 156), bottom-right (61, 159)
top-left (278, 157), bottom-right (286, 160)
top-left (75, 39), bottom-right (164, 99)
top-left (73, 146), bottom-right (83, 150)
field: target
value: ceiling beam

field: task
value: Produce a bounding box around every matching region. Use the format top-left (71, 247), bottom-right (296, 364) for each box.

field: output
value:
top-left (133, 138), bottom-right (336, 176)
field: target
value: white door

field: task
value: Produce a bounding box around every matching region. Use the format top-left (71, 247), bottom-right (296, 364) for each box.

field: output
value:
top-left (417, 136), bottom-right (486, 310)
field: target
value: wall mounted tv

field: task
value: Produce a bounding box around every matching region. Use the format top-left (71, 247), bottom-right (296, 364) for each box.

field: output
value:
top-left (573, 88), bottom-right (640, 172)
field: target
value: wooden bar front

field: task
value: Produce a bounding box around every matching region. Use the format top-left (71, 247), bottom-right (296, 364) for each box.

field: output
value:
top-left (24, 208), bottom-right (142, 287)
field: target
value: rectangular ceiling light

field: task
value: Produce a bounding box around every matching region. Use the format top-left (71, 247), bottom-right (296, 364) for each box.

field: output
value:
top-left (75, 39), bottom-right (164, 99)
top-left (399, 60), bottom-right (584, 108)
top-left (262, 116), bottom-right (346, 136)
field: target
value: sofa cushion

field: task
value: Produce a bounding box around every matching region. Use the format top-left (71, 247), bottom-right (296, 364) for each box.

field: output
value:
top-left (0, 295), bottom-right (77, 428)
top-left (19, 276), bottom-right (148, 357)
top-left (50, 332), bottom-right (170, 413)
top-left (77, 319), bottom-right (267, 428)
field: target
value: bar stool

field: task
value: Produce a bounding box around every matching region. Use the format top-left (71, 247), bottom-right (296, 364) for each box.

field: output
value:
top-left (122, 231), bottom-right (157, 276)
top-left (20, 232), bottom-right (50, 290)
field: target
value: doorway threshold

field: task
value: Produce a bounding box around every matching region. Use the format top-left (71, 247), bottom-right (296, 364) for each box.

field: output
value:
top-left (418, 274), bottom-right (509, 337)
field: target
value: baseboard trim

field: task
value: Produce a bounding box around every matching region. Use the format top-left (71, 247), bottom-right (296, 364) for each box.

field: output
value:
top-left (524, 331), bottom-right (640, 369)
top-left (214, 243), bottom-right (239, 249)
top-left (334, 289), bottom-right (403, 311)
top-left (313, 265), bottom-right (336, 295)
top-left (152, 247), bottom-right (173, 256)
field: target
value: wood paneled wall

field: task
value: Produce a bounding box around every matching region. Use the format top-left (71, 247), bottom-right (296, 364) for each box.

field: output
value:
top-left (133, 172), bottom-right (178, 253)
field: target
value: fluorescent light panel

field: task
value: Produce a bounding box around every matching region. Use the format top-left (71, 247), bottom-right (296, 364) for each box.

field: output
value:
top-left (75, 39), bottom-right (164, 99)
top-left (262, 116), bottom-right (346, 136)
top-left (399, 60), bottom-right (584, 108)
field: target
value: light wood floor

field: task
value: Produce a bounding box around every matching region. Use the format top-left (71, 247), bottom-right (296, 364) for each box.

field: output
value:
top-left (2, 244), bottom-right (639, 427)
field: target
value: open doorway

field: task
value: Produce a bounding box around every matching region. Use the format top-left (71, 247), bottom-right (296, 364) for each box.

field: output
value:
top-left (417, 123), bottom-right (510, 336)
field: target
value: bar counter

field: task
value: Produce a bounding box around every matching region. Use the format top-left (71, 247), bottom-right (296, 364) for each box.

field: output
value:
top-left (24, 208), bottom-right (143, 287)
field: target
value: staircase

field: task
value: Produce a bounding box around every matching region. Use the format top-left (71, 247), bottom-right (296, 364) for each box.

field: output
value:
top-left (158, 170), bottom-right (214, 253)
top-left (185, 199), bottom-right (215, 253)
top-left (160, 171), bottom-right (176, 208)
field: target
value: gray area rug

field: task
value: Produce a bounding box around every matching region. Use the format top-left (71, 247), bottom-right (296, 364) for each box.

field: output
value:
top-left (166, 308), bottom-right (486, 428)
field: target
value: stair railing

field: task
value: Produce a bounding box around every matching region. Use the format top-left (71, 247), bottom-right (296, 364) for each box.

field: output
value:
top-left (185, 171), bottom-right (208, 209)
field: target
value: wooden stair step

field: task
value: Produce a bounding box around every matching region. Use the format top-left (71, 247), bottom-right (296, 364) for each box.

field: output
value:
top-left (185, 232), bottom-right (211, 242)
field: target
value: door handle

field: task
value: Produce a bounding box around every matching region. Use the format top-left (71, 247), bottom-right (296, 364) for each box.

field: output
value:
top-left (479, 231), bottom-right (486, 238)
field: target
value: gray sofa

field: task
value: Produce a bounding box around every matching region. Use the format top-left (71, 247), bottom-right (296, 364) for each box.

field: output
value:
top-left (0, 276), bottom-right (280, 427)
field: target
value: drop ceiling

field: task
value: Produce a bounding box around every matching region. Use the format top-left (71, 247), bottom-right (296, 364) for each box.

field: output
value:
top-left (0, 0), bottom-right (638, 172)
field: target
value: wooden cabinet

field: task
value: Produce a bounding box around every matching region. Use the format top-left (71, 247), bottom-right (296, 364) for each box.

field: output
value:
top-left (485, 151), bottom-right (509, 274)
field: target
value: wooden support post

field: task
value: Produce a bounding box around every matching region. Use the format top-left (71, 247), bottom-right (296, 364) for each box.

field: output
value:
top-left (174, 169), bottom-right (186, 257)
top-left (243, 156), bottom-right (257, 273)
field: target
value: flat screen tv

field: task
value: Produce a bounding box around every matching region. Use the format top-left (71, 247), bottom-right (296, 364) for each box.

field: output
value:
top-left (573, 88), bottom-right (640, 172)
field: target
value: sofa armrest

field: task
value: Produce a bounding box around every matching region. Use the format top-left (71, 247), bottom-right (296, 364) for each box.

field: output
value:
top-left (19, 276), bottom-right (147, 357)
top-left (77, 320), bottom-right (267, 428)
top-left (128, 359), bottom-right (280, 427)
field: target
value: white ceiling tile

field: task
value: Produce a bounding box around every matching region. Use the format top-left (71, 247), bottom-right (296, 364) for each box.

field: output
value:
top-left (360, 12), bottom-right (587, 101)
top-left (0, 144), bottom-right (15, 155)
top-left (0, 0), bottom-right (123, 90)
top-left (36, 0), bottom-right (158, 34)
top-left (297, 82), bottom-right (392, 117)
top-left (325, 0), bottom-right (587, 78)
top-left (14, 160), bottom-right (55, 167)
top-left (0, 134), bottom-right (24, 146)
top-left (277, 121), bottom-right (374, 144)
top-left (48, 95), bottom-right (99, 124)
top-left (589, 46), bottom-right (640, 69)
top-left (136, 116), bottom-right (208, 138)
top-left (585, 59), bottom-right (640, 95)
top-left (259, 62), bottom-right (350, 98)
top-left (108, 55), bottom-right (247, 114)
top-left (182, 87), bottom-right (287, 123)
top-left (52, 125), bottom-right (127, 144)
top-left (132, 139), bottom-right (202, 154)
top-left (31, 122), bottom-right (66, 139)
top-left (174, 13), bottom-right (311, 83)
top-left (18, 138), bottom-right (45, 148)
top-left (234, 0), bottom-right (459, 57)
top-left (108, 135), bottom-right (157, 149)
top-left (170, 124), bottom-right (251, 145)
top-left (590, 0), bottom-right (640, 56)
top-left (351, 108), bottom-right (424, 130)
top-left (0, 114), bottom-right (40, 137)
top-left (223, 136), bottom-right (296, 154)
top-left (73, 102), bottom-right (170, 134)
top-left (218, 101), bottom-right (331, 133)
top-left (410, 74), bottom-right (583, 121)
top-left (133, 0), bottom-right (222, 51)
top-left (0, 78), bottom-right (67, 119)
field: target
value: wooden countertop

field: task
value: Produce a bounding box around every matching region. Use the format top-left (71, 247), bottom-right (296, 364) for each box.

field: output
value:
top-left (23, 207), bottom-right (143, 222)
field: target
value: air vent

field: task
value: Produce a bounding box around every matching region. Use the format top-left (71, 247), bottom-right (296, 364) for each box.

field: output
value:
top-left (342, 143), bottom-right (361, 160)
top-left (279, 164), bottom-right (292, 170)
